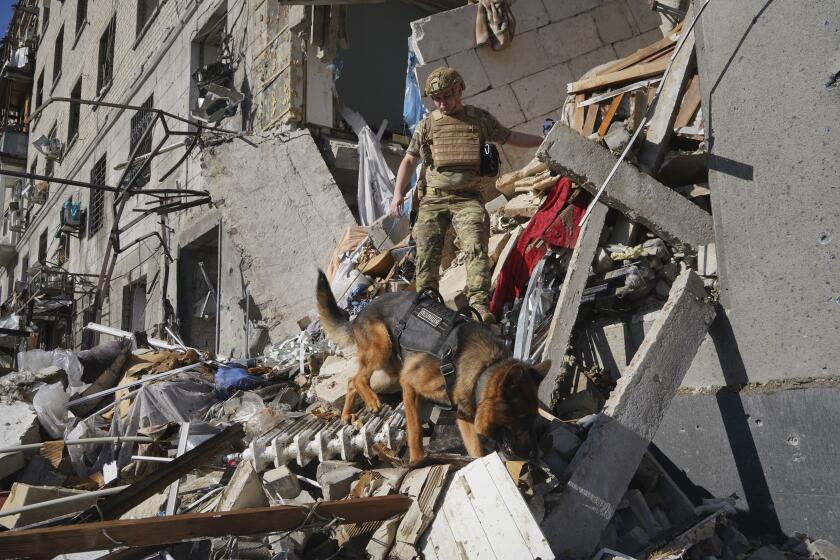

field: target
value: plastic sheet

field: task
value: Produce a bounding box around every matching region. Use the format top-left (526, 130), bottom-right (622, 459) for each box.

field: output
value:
top-left (403, 39), bottom-right (425, 135)
top-left (214, 364), bottom-right (267, 400)
top-left (17, 348), bottom-right (85, 388)
top-left (357, 126), bottom-right (396, 226)
top-left (32, 382), bottom-right (70, 439)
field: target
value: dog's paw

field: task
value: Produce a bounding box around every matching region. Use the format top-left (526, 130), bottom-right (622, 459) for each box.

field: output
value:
top-left (408, 451), bottom-right (426, 466)
top-left (341, 412), bottom-right (352, 424)
top-left (363, 393), bottom-right (382, 413)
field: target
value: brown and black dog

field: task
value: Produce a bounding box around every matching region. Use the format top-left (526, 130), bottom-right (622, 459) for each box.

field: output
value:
top-left (315, 271), bottom-right (550, 464)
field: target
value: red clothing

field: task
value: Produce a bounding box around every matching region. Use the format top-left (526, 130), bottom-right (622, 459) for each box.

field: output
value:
top-left (489, 177), bottom-right (589, 317)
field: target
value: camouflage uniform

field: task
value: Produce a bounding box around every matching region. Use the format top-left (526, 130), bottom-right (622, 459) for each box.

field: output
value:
top-left (407, 107), bottom-right (511, 306)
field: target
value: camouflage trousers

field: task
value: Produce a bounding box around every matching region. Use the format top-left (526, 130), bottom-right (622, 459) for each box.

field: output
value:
top-left (413, 189), bottom-right (490, 306)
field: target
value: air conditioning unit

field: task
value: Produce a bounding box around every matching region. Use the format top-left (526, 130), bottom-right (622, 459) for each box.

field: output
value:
top-left (33, 135), bottom-right (64, 161)
top-left (9, 211), bottom-right (25, 233)
top-left (30, 181), bottom-right (49, 205)
top-left (60, 200), bottom-right (81, 233)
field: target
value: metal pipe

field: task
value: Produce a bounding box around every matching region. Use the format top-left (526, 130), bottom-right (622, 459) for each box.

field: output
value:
top-left (0, 436), bottom-right (155, 455)
top-left (83, 322), bottom-right (180, 350)
top-left (113, 140), bottom-right (188, 170)
top-left (0, 485), bottom-right (129, 518)
top-left (131, 455), bottom-right (173, 463)
top-left (66, 363), bottom-right (202, 409)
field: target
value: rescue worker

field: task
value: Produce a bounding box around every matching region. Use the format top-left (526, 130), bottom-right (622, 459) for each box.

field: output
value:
top-left (389, 67), bottom-right (543, 322)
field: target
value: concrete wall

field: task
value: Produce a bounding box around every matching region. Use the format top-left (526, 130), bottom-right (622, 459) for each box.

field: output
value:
top-left (410, 0), bottom-right (662, 172)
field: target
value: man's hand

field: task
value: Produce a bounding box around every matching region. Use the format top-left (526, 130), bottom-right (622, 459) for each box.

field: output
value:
top-left (389, 194), bottom-right (405, 217)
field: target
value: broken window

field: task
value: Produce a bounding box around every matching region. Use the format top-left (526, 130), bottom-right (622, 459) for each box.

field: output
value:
top-left (44, 124), bottom-right (57, 178)
top-left (88, 154), bottom-right (106, 236)
top-left (80, 305), bottom-right (98, 349)
top-left (136, 0), bottom-right (159, 38)
top-left (126, 95), bottom-right (154, 188)
top-left (35, 71), bottom-right (44, 109)
top-left (97, 16), bottom-right (116, 96)
top-left (20, 253), bottom-right (28, 282)
top-left (68, 78), bottom-right (81, 144)
top-left (38, 229), bottom-right (47, 264)
top-left (121, 279), bottom-right (147, 333)
top-left (75, 0), bottom-right (87, 40)
top-left (52, 26), bottom-right (64, 88)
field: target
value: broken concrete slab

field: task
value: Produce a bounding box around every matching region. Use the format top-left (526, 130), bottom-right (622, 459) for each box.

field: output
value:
top-left (216, 460), bottom-right (269, 512)
top-left (503, 193), bottom-right (542, 218)
top-left (537, 123), bottom-right (714, 247)
top-left (0, 484), bottom-right (100, 528)
top-left (539, 202), bottom-right (608, 408)
top-left (0, 401), bottom-right (40, 481)
top-left (314, 354), bottom-right (399, 407)
top-left (262, 466), bottom-right (301, 501)
top-left (201, 130), bottom-right (355, 340)
top-left (439, 263), bottom-right (468, 308)
top-left (369, 214), bottom-right (410, 251)
top-left (387, 464), bottom-right (450, 560)
top-left (541, 270), bottom-right (715, 558)
top-left (316, 461), bottom-right (362, 501)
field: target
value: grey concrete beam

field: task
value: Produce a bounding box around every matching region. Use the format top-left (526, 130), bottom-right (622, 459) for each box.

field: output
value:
top-left (538, 202), bottom-right (608, 409)
top-left (541, 269), bottom-right (715, 558)
top-left (536, 123), bottom-right (714, 247)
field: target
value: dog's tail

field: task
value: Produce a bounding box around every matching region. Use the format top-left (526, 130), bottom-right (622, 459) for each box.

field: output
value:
top-left (315, 269), bottom-right (354, 347)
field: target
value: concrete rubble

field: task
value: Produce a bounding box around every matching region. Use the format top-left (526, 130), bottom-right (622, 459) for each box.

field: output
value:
top-left (0, 1), bottom-right (834, 559)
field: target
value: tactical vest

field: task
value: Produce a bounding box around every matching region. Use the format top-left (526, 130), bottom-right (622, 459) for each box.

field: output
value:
top-left (430, 107), bottom-right (483, 171)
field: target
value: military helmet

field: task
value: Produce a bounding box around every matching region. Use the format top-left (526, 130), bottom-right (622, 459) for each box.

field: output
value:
top-left (424, 67), bottom-right (465, 97)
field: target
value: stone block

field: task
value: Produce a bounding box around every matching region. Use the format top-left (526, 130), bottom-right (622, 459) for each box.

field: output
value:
top-left (262, 465), bottom-right (301, 501)
top-left (538, 13), bottom-right (603, 64)
top-left (544, 0), bottom-right (604, 22)
top-left (502, 144), bottom-right (539, 175)
top-left (0, 401), bottom-right (40, 481)
top-left (546, 421), bottom-right (583, 459)
top-left (489, 232), bottom-right (511, 267)
top-left (537, 123), bottom-right (714, 247)
top-left (439, 263), bottom-right (468, 308)
top-left (316, 460), bottom-right (362, 501)
top-left (512, 65), bottom-right (575, 120)
top-left (592, 1), bottom-right (635, 44)
top-left (623, 0), bottom-right (662, 33)
top-left (476, 30), bottom-right (552, 88)
top-left (807, 539), bottom-right (840, 560)
top-left (697, 243), bottom-right (717, 276)
top-left (411, 4), bottom-right (479, 65)
top-left (464, 85), bottom-right (526, 127)
top-left (313, 355), bottom-right (355, 405)
top-left (509, 0), bottom-right (550, 33)
top-left (445, 49), bottom-right (491, 97)
top-left (568, 45), bottom-right (619, 81)
top-left (369, 214), bottom-right (411, 250)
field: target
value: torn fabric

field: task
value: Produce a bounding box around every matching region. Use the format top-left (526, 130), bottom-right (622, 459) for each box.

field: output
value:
top-left (472, 0), bottom-right (516, 51)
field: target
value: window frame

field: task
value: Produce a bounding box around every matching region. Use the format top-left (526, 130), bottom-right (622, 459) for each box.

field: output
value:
top-left (52, 26), bottom-right (64, 90)
top-left (134, 0), bottom-right (161, 47)
top-left (67, 77), bottom-right (82, 149)
top-left (74, 0), bottom-right (88, 46)
top-left (87, 154), bottom-right (107, 237)
top-left (96, 16), bottom-right (116, 98)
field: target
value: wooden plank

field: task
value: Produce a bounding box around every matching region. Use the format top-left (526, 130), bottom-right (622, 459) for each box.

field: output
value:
top-left (0, 496), bottom-right (413, 557)
top-left (572, 94), bottom-right (585, 131)
top-left (460, 460), bottom-right (534, 559)
top-left (438, 477), bottom-right (498, 559)
top-left (582, 102), bottom-right (598, 135)
top-left (639, 4), bottom-right (697, 173)
top-left (567, 58), bottom-right (668, 95)
top-left (478, 455), bottom-right (554, 558)
top-left (538, 202), bottom-right (608, 409)
top-left (423, 504), bottom-right (465, 560)
top-left (674, 74), bottom-right (701, 128)
top-left (597, 93), bottom-right (625, 138)
top-left (598, 21), bottom-right (682, 75)
top-left (391, 464), bottom-right (450, 558)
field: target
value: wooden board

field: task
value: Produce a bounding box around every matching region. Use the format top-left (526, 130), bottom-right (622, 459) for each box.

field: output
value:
top-left (390, 464), bottom-right (451, 559)
top-left (421, 454), bottom-right (554, 560)
top-left (567, 58), bottom-right (669, 95)
top-left (0, 496), bottom-right (413, 557)
top-left (674, 74), bottom-right (701, 128)
top-left (598, 21), bottom-right (682, 75)
top-left (582, 102), bottom-right (599, 135)
top-left (572, 94), bottom-right (585, 131)
top-left (597, 92), bottom-right (625, 138)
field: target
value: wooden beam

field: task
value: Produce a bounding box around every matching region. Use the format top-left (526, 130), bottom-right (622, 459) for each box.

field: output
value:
top-left (582, 102), bottom-right (598, 135)
top-left (597, 93), bottom-right (625, 138)
top-left (572, 94), bottom-right (585, 131)
top-left (674, 74), bottom-right (701, 128)
top-left (0, 496), bottom-right (413, 557)
top-left (639, 5), bottom-right (697, 174)
top-left (567, 58), bottom-right (669, 95)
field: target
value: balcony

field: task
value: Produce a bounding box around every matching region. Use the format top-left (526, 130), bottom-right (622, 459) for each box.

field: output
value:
top-left (0, 131), bottom-right (28, 162)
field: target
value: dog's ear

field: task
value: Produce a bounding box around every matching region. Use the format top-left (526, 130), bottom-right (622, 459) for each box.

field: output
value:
top-left (529, 360), bottom-right (552, 383)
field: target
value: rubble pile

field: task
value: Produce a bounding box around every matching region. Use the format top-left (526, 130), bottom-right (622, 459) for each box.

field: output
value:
top-left (0, 8), bottom-right (835, 560)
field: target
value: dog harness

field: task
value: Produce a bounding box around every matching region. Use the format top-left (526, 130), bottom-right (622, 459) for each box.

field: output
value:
top-left (391, 289), bottom-right (475, 412)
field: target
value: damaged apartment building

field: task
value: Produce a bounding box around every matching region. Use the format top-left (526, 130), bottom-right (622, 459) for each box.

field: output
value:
top-left (0, 0), bottom-right (836, 557)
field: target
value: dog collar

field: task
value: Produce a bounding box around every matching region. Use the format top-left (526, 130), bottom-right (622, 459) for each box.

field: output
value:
top-left (473, 362), bottom-right (497, 408)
